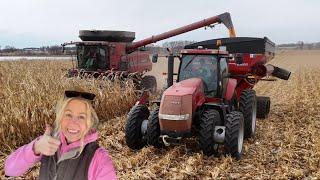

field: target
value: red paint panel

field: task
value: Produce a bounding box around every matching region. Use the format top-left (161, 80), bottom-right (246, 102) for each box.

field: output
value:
top-left (181, 49), bottom-right (228, 55)
top-left (127, 51), bottom-right (152, 73)
top-left (225, 78), bottom-right (237, 101)
top-left (109, 43), bottom-right (126, 70)
top-left (162, 78), bottom-right (206, 111)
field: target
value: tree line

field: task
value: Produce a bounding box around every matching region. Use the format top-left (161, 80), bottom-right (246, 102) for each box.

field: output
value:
top-left (1, 40), bottom-right (320, 56)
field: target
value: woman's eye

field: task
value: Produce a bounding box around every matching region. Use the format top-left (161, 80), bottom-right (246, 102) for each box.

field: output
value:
top-left (79, 116), bottom-right (86, 120)
top-left (65, 113), bottom-right (72, 118)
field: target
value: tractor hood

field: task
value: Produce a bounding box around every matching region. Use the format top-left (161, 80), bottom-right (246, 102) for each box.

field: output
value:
top-left (159, 78), bottom-right (206, 134)
top-left (161, 78), bottom-right (206, 107)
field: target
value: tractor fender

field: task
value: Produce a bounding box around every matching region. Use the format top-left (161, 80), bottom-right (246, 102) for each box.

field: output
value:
top-left (225, 78), bottom-right (237, 101)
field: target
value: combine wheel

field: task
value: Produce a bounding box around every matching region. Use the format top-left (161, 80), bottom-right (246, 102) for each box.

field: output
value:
top-left (198, 108), bottom-right (221, 156)
top-left (239, 89), bottom-right (257, 138)
top-left (256, 96), bottom-right (271, 119)
top-left (142, 75), bottom-right (157, 93)
top-left (224, 111), bottom-right (244, 160)
top-left (147, 107), bottom-right (164, 148)
top-left (125, 105), bottom-right (150, 150)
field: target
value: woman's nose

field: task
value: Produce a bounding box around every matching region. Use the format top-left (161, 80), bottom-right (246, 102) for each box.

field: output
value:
top-left (69, 117), bottom-right (79, 123)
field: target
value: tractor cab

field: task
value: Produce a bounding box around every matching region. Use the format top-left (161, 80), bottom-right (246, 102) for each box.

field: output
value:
top-left (178, 48), bottom-right (229, 98)
top-left (76, 44), bottom-right (109, 71)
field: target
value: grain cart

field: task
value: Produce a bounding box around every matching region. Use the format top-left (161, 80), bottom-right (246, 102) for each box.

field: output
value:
top-left (61, 12), bottom-right (235, 93)
top-left (125, 21), bottom-right (291, 160)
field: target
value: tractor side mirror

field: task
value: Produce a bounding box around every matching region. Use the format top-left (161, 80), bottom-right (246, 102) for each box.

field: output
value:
top-left (152, 54), bottom-right (158, 63)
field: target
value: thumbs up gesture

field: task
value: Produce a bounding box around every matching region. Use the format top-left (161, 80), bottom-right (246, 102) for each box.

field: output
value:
top-left (33, 124), bottom-right (61, 156)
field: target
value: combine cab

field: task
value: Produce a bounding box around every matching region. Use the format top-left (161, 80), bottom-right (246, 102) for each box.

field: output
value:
top-left (125, 17), bottom-right (291, 159)
top-left (62, 12), bottom-right (236, 93)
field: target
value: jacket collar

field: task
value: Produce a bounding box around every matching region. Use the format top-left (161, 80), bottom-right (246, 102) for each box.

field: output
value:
top-left (58, 130), bottom-right (98, 156)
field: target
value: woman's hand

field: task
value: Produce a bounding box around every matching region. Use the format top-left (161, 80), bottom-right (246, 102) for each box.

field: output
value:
top-left (33, 125), bottom-right (61, 156)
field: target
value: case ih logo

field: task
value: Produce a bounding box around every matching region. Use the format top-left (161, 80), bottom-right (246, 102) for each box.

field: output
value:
top-left (171, 101), bottom-right (180, 105)
top-left (236, 63), bottom-right (248, 66)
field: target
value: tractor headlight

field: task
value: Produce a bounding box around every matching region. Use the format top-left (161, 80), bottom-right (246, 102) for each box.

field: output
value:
top-left (159, 113), bottom-right (190, 121)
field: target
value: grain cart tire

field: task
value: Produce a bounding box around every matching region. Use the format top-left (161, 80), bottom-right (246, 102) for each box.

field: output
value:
top-left (224, 111), bottom-right (244, 160)
top-left (239, 89), bottom-right (257, 139)
top-left (142, 75), bottom-right (157, 93)
top-left (198, 108), bottom-right (221, 156)
top-left (125, 105), bottom-right (149, 150)
top-left (147, 107), bottom-right (164, 148)
top-left (256, 96), bottom-right (271, 119)
top-left (79, 30), bottom-right (135, 42)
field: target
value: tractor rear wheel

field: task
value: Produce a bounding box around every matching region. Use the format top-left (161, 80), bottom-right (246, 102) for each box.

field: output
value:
top-left (125, 105), bottom-right (150, 150)
top-left (147, 107), bottom-right (163, 148)
top-left (198, 108), bottom-right (221, 156)
top-left (224, 111), bottom-right (244, 160)
top-left (239, 89), bottom-right (257, 138)
top-left (256, 96), bottom-right (271, 119)
top-left (142, 75), bottom-right (157, 93)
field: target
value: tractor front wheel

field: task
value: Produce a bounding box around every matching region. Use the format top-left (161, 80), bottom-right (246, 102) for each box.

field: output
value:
top-left (256, 96), bottom-right (271, 119)
top-left (239, 89), bottom-right (257, 138)
top-left (147, 107), bottom-right (163, 148)
top-left (198, 108), bottom-right (221, 156)
top-left (125, 105), bottom-right (150, 150)
top-left (224, 111), bottom-right (244, 160)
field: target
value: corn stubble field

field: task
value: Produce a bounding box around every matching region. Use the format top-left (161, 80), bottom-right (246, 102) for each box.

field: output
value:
top-left (0, 50), bottom-right (320, 179)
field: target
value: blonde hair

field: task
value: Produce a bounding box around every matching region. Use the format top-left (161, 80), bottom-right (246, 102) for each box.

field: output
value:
top-left (53, 95), bottom-right (99, 156)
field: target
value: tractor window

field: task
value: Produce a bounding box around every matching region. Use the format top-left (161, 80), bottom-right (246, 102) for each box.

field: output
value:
top-left (178, 55), bottom-right (218, 97)
top-left (220, 57), bottom-right (228, 96)
top-left (98, 47), bottom-right (108, 69)
top-left (76, 45), bottom-right (108, 70)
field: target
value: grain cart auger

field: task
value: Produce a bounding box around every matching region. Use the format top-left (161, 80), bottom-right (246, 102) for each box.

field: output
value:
top-left (61, 13), bottom-right (235, 93)
top-left (125, 16), bottom-right (291, 160)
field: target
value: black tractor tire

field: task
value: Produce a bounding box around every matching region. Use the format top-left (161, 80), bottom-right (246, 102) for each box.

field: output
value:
top-left (224, 111), bottom-right (244, 160)
top-left (147, 107), bottom-right (163, 148)
top-left (125, 105), bottom-right (149, 150)
top-left (239, 89), bottom-right (257, 139)
top-left (142, 75), bottom-right (157, 93)
top-left (256, 96), bottom-right (271, 119)
top-left (198, 108), bottom-right (221, 156)
top-left (79, 30), bottom-right (135, 42)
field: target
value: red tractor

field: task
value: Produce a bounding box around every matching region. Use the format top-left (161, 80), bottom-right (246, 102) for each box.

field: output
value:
top-left (125, 18), bottom-right (291, 160)
top-left (61, 13), bottom-right (235, 93)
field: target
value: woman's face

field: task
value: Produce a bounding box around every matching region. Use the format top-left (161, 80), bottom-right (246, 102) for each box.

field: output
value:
top-left (61, 99), bottom-right (88, 143)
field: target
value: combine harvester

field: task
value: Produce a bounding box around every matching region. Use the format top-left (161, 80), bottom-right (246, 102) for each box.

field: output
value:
top-left (125, 12), bottom-right (291, 159)
top-left (62, 13), bottom-right (235, 92)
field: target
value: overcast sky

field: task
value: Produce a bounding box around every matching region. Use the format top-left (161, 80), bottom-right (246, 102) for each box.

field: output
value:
top-left (0, 0), bottom-right (319, 48)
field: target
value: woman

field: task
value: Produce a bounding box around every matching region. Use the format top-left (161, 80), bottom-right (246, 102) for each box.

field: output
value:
top-left (5, 89), bottom-right (117, 180)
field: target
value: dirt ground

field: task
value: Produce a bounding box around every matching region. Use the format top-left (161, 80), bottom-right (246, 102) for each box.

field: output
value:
top-left (2, 50), bottom-right (320, 179)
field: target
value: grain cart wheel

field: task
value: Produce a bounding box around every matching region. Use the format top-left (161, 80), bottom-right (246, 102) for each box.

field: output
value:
top-left (198, 108), bottom-right (221, 156)
top-left (125, 105), bottom-right (149, 150)
top-left (256, 96), bottom-right (271, 119)
top-left (239, 89), bottom-right (257, 138)
top-left (142, 75), bottom-right (157, 93)
top-left (224, 111), bottom-right (244, 160)
top-left (147, 107), bottom-right (164, 148)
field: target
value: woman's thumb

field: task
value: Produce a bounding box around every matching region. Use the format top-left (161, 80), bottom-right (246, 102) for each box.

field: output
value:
top-left (44, 124), bottom-right (52, 136)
